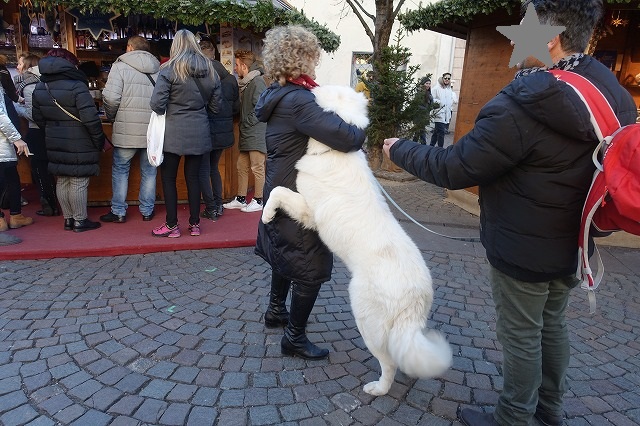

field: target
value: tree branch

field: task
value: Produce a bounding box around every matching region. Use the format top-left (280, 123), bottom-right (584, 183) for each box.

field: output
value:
top-left (344, 0), bottom-right (375, 46)
top-left (392, 0), bottom-right (407, 20)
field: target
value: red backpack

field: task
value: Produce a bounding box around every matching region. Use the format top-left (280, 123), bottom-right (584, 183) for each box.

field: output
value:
top-left (549, 70), bottom-right (640, 313)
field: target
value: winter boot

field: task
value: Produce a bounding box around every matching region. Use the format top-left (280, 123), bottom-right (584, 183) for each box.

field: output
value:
top-left (264, 273), bottom-right (291, 328)
top-left (281, 282), bottom-right (329, 360)
top-left (9, 214), bottom-right (34, 229)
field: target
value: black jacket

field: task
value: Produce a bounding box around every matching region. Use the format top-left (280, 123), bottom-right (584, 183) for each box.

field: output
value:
top-left (390, 56), bottom-right (636, 282)
top-left (32, 57), bottom-right (105, 177)
top-left (254, 82), bottom-right (366, 285)
top-left (209, 60), bottom-right (239, 150)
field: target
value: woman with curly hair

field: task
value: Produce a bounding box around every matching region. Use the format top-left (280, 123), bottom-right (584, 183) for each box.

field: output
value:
top-left (150, 29), bottom-right (221, 238)
top-left (255, 25), bottom-right (366, 359)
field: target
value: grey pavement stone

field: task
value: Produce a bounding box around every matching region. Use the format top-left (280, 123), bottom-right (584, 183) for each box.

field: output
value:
top-left (1, 177), bottom-right (639, 425)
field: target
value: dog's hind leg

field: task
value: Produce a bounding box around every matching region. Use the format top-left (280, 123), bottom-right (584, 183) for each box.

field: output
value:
top-left (363, 354), bottom-right (397, 396)
top-left (262, 186), bottom-right (316, 229)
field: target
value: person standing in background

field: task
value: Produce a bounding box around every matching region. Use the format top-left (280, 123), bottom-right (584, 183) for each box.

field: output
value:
top-left (430, 72), bottom-right (457, 147)
top-left (0, 85), bottom-right (33, 232)
top-left (100, 35), bottom-right (160, 224)
top-left (150, 29), bottom-right (221, 238)
top-left (198, 39), bottom-right (240, 221)
top-left (223, 49), bottom-right (267, 213)
top-left (32, 48), bottom-right (105, 232)
top-left (16, 53), bottom-right (60, 217)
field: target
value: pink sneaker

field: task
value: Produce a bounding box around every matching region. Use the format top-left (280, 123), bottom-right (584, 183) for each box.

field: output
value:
top-left (189, 223), bottom-right (201, 236)
top-left (152, 223), bottom-right (180, 238)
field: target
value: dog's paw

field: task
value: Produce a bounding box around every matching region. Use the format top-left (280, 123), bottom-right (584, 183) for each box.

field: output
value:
top-left (363, 380), bottom-right (390, 396)
top-left (261, 205), bottom-right (276, 224)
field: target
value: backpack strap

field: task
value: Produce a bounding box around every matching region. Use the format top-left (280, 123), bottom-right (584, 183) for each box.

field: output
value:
top-left (548, 70), bottom-right (621, 314)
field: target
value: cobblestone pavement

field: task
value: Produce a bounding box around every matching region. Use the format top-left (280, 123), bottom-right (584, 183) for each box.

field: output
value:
top-left (1, 179), bottom-right (639, 426)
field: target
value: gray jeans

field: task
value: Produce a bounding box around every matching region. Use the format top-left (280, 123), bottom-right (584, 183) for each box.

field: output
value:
top-left (490, 266), bottom-right (579, 426)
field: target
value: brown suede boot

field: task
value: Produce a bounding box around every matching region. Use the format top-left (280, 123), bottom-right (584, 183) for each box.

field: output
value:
top-left (9, 214), bottom-right (34, 229)
top-left (0, 216), bottom-right (7, 232)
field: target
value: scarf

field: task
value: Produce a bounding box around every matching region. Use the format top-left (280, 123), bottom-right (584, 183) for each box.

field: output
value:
top-left (238, 69), bottom-right (262, 94)
top-left (17, 72), bottom-right (41, 97)
top-left (513, 53), bottom-right (585, 80)
top-left (287, 74), bottom-right (319, 90)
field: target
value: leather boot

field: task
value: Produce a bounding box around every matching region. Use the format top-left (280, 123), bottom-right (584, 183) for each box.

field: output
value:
top-left (281, 282), bottom-right (329, 360)
top-left (73, 219), bottom-right (101, 232)
top-left (265, 273), bottom-right (291, 328)
top-left (9, 214), bottom-right (34, 229)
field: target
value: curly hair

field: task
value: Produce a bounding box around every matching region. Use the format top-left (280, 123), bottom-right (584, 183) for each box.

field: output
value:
top-left (262, 25), bottom-right (321, 86)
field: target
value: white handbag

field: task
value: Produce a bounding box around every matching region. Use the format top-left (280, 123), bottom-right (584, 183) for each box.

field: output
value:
top-left (147, 112), bottom-right (166, 167)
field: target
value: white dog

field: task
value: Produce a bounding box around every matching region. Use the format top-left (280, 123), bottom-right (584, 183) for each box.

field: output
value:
top-left (262, 85), bottom-right (452, 396)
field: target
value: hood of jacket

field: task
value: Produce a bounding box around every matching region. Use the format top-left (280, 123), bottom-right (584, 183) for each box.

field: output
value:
top-left (38, 56), bottom-right (88, 85)
top-left (25, 66), bottom-right (41, 78)
top-left (255, 82), bottom-right (300, 123)
top-left (501, 71), bottom-right (595, 143)
top-left (117, 50), bottom-right (160, 74)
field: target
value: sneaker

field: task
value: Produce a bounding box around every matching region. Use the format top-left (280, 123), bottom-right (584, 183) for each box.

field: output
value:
top-left (152, 223), bottom-right (181, 238)
top-left (241, 199), bottom-right (263, 213)
top-left (100, 211), bottom-right (126, 223)
top-left (214, 205), bottom-right (224, 217)
top-left (223, 198), bottom-right (247, 210)
top-left (9, 214), bottom-right (34, 229)
top-left (200, 209), bottom-right (216, 220)
top-left (189, 223), bottom-right (201, 236)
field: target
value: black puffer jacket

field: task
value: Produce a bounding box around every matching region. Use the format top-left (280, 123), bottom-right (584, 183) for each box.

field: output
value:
top-left (255, 82), bottom-right (366, 285)
top-left (390, 56), bottom-right (636, 282)
top-left (32, 57), bottom-right (104, 177)
top-left (209, 60), bottom-right (239, 150)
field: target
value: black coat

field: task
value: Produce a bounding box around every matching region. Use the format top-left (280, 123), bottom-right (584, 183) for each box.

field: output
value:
top-left (32, 57), bottom-right (105, 177)
top-left (254, 82), bottom-right (366, 285)
top-left (209, 60), bottom-right (239, 150)
top-left (390, 56), bottom-right (636, 282)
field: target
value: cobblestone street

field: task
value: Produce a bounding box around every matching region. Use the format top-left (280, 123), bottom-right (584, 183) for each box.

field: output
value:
top-left (1, 179), bottom-right (639, 426)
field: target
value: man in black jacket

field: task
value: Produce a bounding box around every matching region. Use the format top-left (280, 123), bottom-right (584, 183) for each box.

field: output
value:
top-left (383, 1), bottom-right (636, 425)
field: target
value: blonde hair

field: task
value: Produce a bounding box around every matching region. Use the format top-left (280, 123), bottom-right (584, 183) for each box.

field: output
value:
top-left (262, 25), bottom-right (321, 86)
top-left (163, 29), bottom-right (215, 82)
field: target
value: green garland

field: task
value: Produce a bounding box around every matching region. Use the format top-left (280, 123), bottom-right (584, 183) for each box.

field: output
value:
top-left (399, 0), bottom-right (639, 32)
top-left (21, 0), bottom-right (340, 52)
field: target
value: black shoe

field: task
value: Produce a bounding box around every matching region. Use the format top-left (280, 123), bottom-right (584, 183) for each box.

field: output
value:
top-left (64, 218), bottom-right (74, 231)
top-left (265, 311), bottom-right (289, 328)
top-left (36, 205), bottom-right (60, 217)
top-left (73, 219), bottom-right (101, 232)
top-left (200, 208), bottom-right (216, 220)
top-left (534, 407), bottom-right (563, 426)
top-left (100, 211), bottom-right (126, 223)
top-left (459, 408), bottom-right (499, 426)
top-left (142, 211), bottom-right (155, 221)
top-left (281, 335), bottom-right (328, 360)
top-left (214, 205), bottom-right (224, 218)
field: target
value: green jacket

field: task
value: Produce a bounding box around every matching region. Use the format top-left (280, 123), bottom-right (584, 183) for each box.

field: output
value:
top-left (238, 64), bottom-right (267, 153)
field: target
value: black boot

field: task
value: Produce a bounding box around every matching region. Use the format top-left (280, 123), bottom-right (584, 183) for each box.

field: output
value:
top-left (281, 282), bottom-right (329, 360)
top-left (64, 218), bottom-right (74, 231)
top-left (264, 273), bottom-right (290, 328)
top-left (73, 219), bottom-right (101, 232)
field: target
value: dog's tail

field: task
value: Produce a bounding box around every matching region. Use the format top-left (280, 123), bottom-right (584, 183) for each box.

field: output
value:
top-left (388, 324), bottom-right (452, 378)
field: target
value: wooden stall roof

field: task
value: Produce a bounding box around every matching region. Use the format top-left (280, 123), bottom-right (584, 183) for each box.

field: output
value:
top-left (399, 0), bottom-right (640, 39)
top-left (24, 0), bottom-right (340, 52)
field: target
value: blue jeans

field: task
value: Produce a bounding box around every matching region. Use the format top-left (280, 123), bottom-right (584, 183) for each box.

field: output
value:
top-left (430, 122), bottom-right (446, 147)
top-left (199, 149), bottom-right (224, 210)
top-left (111, 147), bottom-right (157, 216)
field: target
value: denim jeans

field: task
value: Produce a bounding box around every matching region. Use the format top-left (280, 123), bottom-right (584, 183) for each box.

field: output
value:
top-left (430, 122), bottom-right (447, 147)
top-left (111, 147), bottom-right (157, 216)
top-left (490, 266), bottom-right (579, 426)
top-left (199, 149), bottom-right (224, 210)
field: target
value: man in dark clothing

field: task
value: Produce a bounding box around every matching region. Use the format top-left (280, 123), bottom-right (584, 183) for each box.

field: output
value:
top-left (383, 1), bottom-right (636, 425)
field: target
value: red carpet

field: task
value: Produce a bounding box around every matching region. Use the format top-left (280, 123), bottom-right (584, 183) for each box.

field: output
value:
top-left (0, 186), bottom-right (259, 260)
